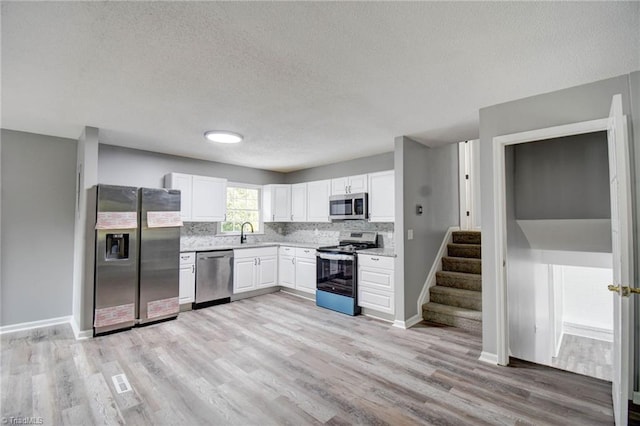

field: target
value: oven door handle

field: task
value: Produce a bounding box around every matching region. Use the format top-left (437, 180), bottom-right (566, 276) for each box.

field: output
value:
top-left (316, 253), bottom-right (354, 261)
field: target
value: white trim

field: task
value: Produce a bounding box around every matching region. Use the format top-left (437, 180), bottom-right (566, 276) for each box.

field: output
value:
top-left (393, 314), bottom-right (422, 329)
top-left (70, 317), bottom-right (92, 340)
top-left (492, 117), bottom-right (611, 367)
top-left (416, 226), bottom-right (459, 317)
top-left (459, 142), bottom-right (470, 230)
top-left (562, 322), bottom-right (614, 343)
top-left (478, 351), bottom-right (499, 365)
top-left (0, 316), bottom-right (72, 335)
top-left (633, 392), bottom-right (640, 405)
top-left (217, 182), bottom-right (264, 235)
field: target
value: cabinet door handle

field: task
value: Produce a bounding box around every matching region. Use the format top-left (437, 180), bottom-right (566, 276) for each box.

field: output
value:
top-left (291, 214), bottom-right (293, 221)
top-left (192, 265), bottom-right (195, 273)
top-left (292, 258), bottom-right (295, 264)
top-left (258, 258), bottom-right (261, 265)
top-left (254, 258), bottom-right (257, 266)
top-left (224, 213), bottom-right (227, 221)
top-left (371, 257), bottom-right (379, 261)
top-left (272, 214), bottom-right (275, 221)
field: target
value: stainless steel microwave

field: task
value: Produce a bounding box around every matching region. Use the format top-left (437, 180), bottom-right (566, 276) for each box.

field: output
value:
top-left (329, 193), bottom-right (368, 220)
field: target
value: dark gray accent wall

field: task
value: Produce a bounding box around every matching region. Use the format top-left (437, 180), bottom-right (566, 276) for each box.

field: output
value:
top-left (98, 144), bottom-right (285, 187)
top-left (479, 73), bottom-right (637, 370)
top-left (1, 129), bottom-right (77, 325)
top-left (283, 152), bottom-right (393, 183)
top-left (513, 132), bottom-right (610, 220)
top-left (397, 137), bottom-right (458, 319)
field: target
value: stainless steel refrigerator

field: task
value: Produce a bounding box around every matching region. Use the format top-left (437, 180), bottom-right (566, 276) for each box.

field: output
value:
top-left (137, 187), bottom-right (181, 325)
top-left (94, 185), bottom-right (181, 336)
top-left (94, 185), bottom-right (139, 335)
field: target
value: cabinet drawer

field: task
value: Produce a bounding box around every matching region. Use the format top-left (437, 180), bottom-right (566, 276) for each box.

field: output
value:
top-left (359, 267), bottom-right (393, 292)
top-left (179, 252), bottom-right (196, 265)
top-left (358, 287), bottom-right (394, 314)
top-left (358, 254), bottom-right (394, 270)
top-left (234, 246), bottom-right (278, 259)
top-left (279, 246), bottom-right (296, 255)
top-left (295, 247), bottom-right (316, 259)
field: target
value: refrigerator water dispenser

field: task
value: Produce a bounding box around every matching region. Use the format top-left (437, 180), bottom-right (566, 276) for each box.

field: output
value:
top-left (105, 233), bottom-right (129, 260)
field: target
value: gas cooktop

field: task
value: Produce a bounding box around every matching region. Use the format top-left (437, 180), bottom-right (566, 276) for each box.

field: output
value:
top-left (317, 231), bottom-right (378, 255)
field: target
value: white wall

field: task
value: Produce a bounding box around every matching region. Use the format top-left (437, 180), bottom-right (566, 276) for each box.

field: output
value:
top-left (1, 129), bottom-right (77, 326)
top-left (560, 265), bottom-right (613, 333)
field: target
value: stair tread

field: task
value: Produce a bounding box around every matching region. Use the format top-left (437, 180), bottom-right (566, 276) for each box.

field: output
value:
top-left (442, 256), bottom-right (481, 261)
top-left (430, 285), bottom-right (481, 298)
top-left (422, 302), bottom-right (482, 320)
top-left (447, 243), bottom-right (481, 248)
top-left (436, 270), bottom-right (481, 280)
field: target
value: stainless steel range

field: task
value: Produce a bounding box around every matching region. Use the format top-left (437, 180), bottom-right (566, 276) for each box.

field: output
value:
top-left (316, 231), bottom-right (378, 315)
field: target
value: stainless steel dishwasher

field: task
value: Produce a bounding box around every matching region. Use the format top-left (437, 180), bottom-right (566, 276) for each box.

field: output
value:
top-left (194, 250), bottom-right (233, 309)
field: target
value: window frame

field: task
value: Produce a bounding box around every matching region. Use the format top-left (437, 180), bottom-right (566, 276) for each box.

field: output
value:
top-left (217, 182), bottom-right (264, 235)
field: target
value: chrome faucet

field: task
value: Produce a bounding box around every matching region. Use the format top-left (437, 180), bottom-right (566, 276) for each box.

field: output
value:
top-left (240, 221), bottom-right (254, 244)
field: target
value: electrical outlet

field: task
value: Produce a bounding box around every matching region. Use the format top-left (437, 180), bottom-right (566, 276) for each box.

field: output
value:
top-left (314, 228), bottom-right (319, 236)
top-left (408, 229), bottom-right (414, 240)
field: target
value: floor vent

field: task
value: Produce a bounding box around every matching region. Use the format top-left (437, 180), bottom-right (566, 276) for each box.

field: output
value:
top-left (111, 373), bottom-right (132, 394)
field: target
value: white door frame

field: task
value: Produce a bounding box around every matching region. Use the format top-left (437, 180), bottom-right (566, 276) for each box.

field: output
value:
top-left (459, 141), bottom-right (472, 230)
top-left (492, 117), bottom-right (611, 366)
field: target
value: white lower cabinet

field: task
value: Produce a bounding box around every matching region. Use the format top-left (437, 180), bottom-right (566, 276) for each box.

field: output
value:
top-left (294, 248), bottom-right (316, 294)
top-left (357, 254), bottom-right (395, 314)
top-left (233, 247), bottom-right (278, 294)
top-left (179, 252), bottom-right (196, 304)
top-left (278, 247), bottom-right (296, 289)
top-left (278, 246), bottom-right (316, 294)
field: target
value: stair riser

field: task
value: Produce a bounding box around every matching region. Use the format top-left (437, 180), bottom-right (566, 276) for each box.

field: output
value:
top-left (436, 273), bottom-right (482, 291)
top-left (430, 292), bottom-right (482, 311)
top-left (442, 258), bottom-right (481, 274)
top-left (447, 245), bottom-right (481, 259)
top-left (423, 310), bottom-right (482, 332)
top-left (452, 232), bottom-right (481, 245)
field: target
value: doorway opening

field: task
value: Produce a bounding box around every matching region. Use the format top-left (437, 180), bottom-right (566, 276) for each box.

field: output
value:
top-left (504, 131), bottom-right (613, 381)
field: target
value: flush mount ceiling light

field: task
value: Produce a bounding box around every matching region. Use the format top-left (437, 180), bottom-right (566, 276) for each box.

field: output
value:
top-left (204, 130), bottom-right (243, 144)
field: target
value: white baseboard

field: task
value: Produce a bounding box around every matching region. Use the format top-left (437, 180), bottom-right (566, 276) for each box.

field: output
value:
top-left (562, 321), bottom-right (613, 342)
top-left (634, 391), bottom-right (640, 405)
top-left (478, 351), bottom-right (499, 365)
top-left (69, 317), bottom-right (92, 340)
top-left (0, 316), bottom-right (72, 335)
top-left (393, 313), bottom-right (422, 329)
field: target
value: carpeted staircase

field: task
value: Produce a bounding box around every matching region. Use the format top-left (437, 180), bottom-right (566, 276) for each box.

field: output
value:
top-left (422, 231), bottom-right (482, 332)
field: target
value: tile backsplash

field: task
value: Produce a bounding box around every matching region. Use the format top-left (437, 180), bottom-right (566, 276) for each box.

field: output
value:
top-left (181, 221), bottom-right (394, 250)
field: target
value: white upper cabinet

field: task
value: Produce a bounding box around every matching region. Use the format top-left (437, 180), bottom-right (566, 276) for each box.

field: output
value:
top-left (331, 174), bottom-right (368, 195)
top-left (165, 173), bottom-right (226, 222)
top-left (306, 179), bottom-right (331, 223)
top-left (368, 170), bottom-right (395, 222)
top-left (165, 173), bottom-right (193, 221)
top-left (263, 184), bottom-right (291, 222)
top-left (191, 176), bottom-right (227, 222)
top-left (291, 183), bottom-right (308, 222)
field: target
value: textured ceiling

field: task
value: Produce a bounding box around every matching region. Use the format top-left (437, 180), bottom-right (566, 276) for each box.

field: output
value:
top-left (2, 2), bottom-right (639, 172)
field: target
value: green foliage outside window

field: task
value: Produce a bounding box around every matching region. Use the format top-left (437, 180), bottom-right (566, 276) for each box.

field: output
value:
top-left (221, 186), bottom-right (260, 232)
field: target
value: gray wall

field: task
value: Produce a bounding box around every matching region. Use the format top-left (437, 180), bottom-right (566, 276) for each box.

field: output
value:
top-left (396, 137), bottom-right (459, 319)
top-left (513, 132), bottom-right (610, 220)
top-left (99, 144), bottom-right (285, 187)
top-left (283, 152), bottom-right (393, 183)
top-left (479, 74), bottom-right (637, 369)
top-left (1, 129), bottom-right (77, 325)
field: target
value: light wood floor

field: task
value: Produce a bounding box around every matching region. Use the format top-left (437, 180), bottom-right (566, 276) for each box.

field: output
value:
top-left (552, 334), bottom-right (613, 382)
top-left (1, 292), bottom-right (613, 425)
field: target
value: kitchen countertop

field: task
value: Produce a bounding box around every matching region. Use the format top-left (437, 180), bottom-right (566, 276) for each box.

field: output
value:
top-left (356, 247), bottom-right (396, 257)
top-left (181, 241), bottom-right (322, 252)
top-left (181, 241), bottom-right (396, 257)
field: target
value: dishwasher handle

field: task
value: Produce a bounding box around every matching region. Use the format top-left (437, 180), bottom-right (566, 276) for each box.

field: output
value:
top-left (197, 250), bottom-right (234, 260)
